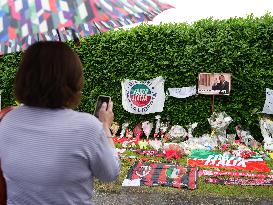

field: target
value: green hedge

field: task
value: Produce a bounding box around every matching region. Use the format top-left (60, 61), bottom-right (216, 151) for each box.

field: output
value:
top-left (1, 15), bottom-right (273, 141)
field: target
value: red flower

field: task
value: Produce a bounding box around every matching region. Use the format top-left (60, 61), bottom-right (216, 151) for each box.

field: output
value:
top-left (165, 150), bottom-right (181, 160)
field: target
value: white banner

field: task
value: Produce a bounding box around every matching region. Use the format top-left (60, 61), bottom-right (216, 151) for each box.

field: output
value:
top-left (168, 86), bottom-right (196, 98)
top-left (121, 76), bottom-right (165, 114)
top-left (262, 88), bottom-right (273, 114)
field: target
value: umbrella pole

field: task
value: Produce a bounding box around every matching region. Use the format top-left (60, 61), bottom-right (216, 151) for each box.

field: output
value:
top-left (72, 30), bottom-right (81, 47)
top-left (93, 22), bottom-right (101, 34)
top-left (65, 28), bottom-right (81, 47)
top-left (56, 29), bottom-right (61, 42)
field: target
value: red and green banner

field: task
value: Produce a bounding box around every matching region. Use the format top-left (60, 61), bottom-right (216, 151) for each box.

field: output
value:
top-left (205, 177), bottom-right (273, 186)
top-left (199, 170), bottom-right (273, 179)
top-left (188, 150), bottom-right (271, 173)
top-left (124, 162), bottom-right (198, 189)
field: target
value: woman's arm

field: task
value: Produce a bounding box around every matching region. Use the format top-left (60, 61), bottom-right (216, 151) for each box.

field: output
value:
top-left (90, 100), bottom-right (120, 182)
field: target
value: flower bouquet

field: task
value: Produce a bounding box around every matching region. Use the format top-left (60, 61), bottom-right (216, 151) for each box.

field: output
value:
top-left (133, 123), bottom-right (144, 141)
top-left (142, 121), bottom-right (153, 140)
top-left (154, 115), bottom-right (161, 138)
top-left (260, 115), bottom-right (273, 151)
top-left (208, 112), bottom-right (232, 138)
top-left (168, 125), bottom-right (186, 142)
top-left (120, 122), bottom-right (129, 138)
top-left (110, 122), bottom-right (119, 138)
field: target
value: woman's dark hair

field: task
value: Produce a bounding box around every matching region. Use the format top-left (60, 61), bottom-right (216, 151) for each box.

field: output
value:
top-left (15, 41), bottom-right (83, 108)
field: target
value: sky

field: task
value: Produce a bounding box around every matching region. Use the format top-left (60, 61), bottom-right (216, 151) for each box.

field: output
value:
top-left (152, 0), bottom-right (273, 24)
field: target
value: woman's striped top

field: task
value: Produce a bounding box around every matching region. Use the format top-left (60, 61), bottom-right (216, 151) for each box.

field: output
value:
top-left (0, 105), bottom-right (120, 205)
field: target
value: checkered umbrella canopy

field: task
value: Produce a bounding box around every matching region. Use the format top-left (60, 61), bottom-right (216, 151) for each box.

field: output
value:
top-left (0, 0), bottom-right (172, 55)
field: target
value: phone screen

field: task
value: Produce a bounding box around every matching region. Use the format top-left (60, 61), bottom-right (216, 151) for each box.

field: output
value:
top-left (94, 95), bottom-right (111, 118)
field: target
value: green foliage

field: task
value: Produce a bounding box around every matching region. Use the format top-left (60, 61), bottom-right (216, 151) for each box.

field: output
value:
top-left (1, 15), bottom-right (273, 140)
top-left (0, 52), bottom-right (21, 106)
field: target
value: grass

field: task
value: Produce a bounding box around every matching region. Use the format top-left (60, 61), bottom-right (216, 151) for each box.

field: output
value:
top-left (94, 148), bottom-right (273, 199)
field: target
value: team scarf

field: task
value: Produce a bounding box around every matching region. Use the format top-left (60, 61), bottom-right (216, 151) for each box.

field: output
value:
top-left (205, 177), bottom-right (273, 186)
top-left (199, 170), bottom-right (273, 179)
top-left (188, 149), bottom-right (271, 173)
top-left (124, 162), bottom-right (198, 189)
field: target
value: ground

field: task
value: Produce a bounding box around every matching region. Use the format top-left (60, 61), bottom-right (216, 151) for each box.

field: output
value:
top-left (92, 189), bottom-right (273, 205)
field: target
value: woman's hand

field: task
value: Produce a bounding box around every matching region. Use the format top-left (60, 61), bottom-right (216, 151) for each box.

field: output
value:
top-left (98, 100), bottom-right (114, 129)
top-left (98, 101), bottom-right (116, 147)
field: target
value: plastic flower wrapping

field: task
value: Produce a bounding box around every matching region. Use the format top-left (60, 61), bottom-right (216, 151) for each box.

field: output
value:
top-left (168, 125), bottom-right (186, 141)
top-left (148, 139), bottom-right (162, 150)
top-left (110, 122), bottom-right (120, 138)
top-left (142, 121), bottom-right (153, 140)
top-left (133, 123), bottom-right (143, 141)
top-left (160, 122), bottom-right (169, 133)
top-left (159, 122), bottom-right (170, 140)
top-left (154, 115), bottom-right (161, 137)
top-left (259, 115), bottom-right (273, 151)
top-left (227, 134), bottom-right (236, 145)
top-left (186, 123), bottom-right (198, 139)
top-left (126, 130), bottom-right (133, 139)
top-left (235, 125), bottom-right (254, 145)
top-left (208, 112), bottom-right (233, 137)
top-left (120, 122), bottom-right (129, 138)
top-left (180, 134), bottom-right (218, 154)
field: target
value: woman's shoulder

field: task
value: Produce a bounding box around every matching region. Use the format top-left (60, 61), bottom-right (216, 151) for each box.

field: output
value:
top-left (69, 109), bottom-right (102, 129)
top-left (70, 109), bottom-right (97, 121)
top-left (1, 105), bottom-right (101, 129)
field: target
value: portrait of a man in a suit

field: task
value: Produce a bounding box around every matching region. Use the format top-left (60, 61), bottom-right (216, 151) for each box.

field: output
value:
top-left (212, 75), bottom-right (229, 94)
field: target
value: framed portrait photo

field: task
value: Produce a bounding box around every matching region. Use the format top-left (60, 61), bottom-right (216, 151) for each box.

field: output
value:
top-left (198, 73), bottom-right (231, 95)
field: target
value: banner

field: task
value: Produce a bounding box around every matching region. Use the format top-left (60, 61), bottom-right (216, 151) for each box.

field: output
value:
top-left (168, 86), bottom-right (196, 98)
top-left (205, 177), bottom-right (273, 186)
top-left (121, 76), bottom-right (165, 114)
top-left (188, 150), bottom-right (271, 173)
top-left (262, 88), bottom-right (273, 114)
top-left (123, 162), bottom-right (198, 189)
top-left (199, 170), bottom-right (273, 179)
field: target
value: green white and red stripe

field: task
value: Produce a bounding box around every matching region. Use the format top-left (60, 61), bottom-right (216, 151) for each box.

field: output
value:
top-left (188, 150), bottom-right (271, 173)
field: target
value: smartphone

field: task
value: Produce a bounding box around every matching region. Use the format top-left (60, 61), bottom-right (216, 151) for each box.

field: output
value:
top-left (94, 95), bottom-right (111, 118)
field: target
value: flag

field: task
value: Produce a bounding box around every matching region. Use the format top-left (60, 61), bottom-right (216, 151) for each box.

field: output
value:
top-left (121, 76), bottom-right (165, 114)
top-left (168, 86), bottom-right (196, 98)
top-left (188, 150), bottom-right (271, 173)
top-left (262, 88), bottom-right (273, 114)
top-left (205, 177), bottom-right (273, 186)
top-left (123, 162), bottom-right (198, 189)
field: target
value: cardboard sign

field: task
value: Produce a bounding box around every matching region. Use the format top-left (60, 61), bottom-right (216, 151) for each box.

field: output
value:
top-left (198, 73), bottom-right (231, 95)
